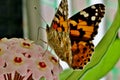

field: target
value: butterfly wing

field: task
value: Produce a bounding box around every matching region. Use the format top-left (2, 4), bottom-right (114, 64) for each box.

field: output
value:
top-left (47, 0), bottom-right (68, 31)
top-left (69, 4), bottom-right (105, 69)
top-left (46, 0), bottom-right (72, 65)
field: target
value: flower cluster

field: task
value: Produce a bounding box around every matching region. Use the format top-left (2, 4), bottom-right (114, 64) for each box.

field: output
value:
top-left (0, 38), bottom-right (62, 80)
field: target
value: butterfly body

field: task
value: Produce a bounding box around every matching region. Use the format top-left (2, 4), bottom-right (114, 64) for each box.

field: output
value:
top-left (46, 0), bottom-right (105, 69)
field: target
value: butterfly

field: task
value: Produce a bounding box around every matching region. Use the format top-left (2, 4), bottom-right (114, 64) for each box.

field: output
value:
top-left (46, 0), bottom-right (105, 69)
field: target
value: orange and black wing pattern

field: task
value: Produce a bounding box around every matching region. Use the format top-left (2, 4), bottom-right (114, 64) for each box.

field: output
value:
top-left (69, 4), bottom-right (105, 69)
top-left (47, 0), bottom-right (68, 32)
top-left (46, 0), bottom-right (73, 66)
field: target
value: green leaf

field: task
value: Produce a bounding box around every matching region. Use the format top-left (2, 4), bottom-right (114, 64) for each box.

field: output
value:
top-left (60, 69), bottom-right (73, 80)
top-left (81, 39), bottom-right (120, 80)
top-left (60, 0), bottom-right (120, 80)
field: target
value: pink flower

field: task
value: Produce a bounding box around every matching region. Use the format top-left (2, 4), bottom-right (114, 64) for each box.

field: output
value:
top-left (3, 52), bottom-right (28, 76)
top-left (27, 56), bottom-right (53, 80)
top-left (0, 38), bottom-right (63, 80)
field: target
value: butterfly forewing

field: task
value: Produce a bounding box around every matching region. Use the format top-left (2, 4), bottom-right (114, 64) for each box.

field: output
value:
top-left (69, 4), bottom-right (105, 40)
top-left (68, 4), bottom-right (105, 69)
top-left (48, 0), bottom-right (68, 30)
top-left (46, 0), bottom-right (72, 66)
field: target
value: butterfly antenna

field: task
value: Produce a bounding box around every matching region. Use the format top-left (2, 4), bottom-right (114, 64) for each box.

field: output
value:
top-left (33, 6), bottom-right (46, 40)
top-left (34, 6), bottom-right (48, 26)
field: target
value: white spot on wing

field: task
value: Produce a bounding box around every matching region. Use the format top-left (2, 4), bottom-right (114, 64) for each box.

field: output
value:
top-left (54, 17), bottom-right (59, 22)
top-left (58, 7), bottom-right (63, 13)
top-left (95, 9), bottom-right (98, 12)
top-left (91, 5), bottom-right (96, 9)
top-left (80, 11), bottom-right (89, 17)
top-left (80, 11), bottom-right (86, 15)
top-left (95, 13), bottom-right (98, 16)
top-left (64, 11), bottom-right (67, 15)
top-left (101, 10), bottom-right (105, 12)
top-left (95, 22), bottom-right (99, 26)
top-left (91, 16), bottom-right (96, 21)
top-left (84, 13), bottom-right (89, 17)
